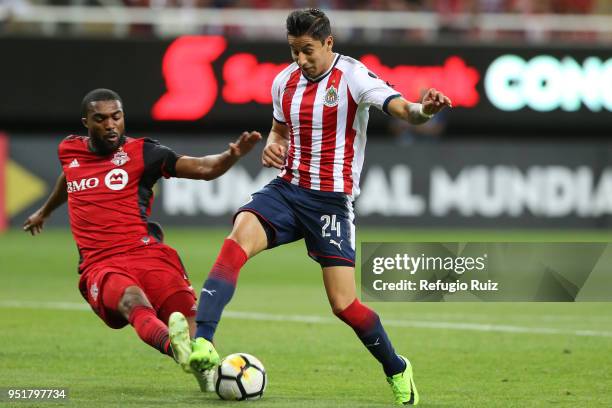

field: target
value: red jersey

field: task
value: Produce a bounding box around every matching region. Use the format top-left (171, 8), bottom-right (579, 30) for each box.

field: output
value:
top-left (58, 136), bottom-right (179, 273)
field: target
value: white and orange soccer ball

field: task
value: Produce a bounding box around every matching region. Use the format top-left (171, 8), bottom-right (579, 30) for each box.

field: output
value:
top-left (213, 353), bottom-right (267, 401)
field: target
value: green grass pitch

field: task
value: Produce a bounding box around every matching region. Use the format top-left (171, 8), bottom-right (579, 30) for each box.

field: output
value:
top-left (1, 228), bottom-right (612, 407)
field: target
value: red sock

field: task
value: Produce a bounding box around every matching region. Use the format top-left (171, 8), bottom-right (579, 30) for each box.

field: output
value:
top-left (335, 298), bottom-right (378, 335)
top-left (208, 239), bottom-right (248, 285)
top-left (128, 305), bottom-right (172, 357)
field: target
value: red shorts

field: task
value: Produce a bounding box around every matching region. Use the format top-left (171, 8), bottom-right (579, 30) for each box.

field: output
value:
top-left (78, 243), bottom-right (196, 329)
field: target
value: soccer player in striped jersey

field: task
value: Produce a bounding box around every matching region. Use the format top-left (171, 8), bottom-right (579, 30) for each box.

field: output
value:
top-left (170, 8), bottom-right (451, 405)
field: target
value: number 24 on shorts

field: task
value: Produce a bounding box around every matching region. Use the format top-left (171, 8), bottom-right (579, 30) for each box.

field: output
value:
top-left (320, 214), bottom-right (341, 238)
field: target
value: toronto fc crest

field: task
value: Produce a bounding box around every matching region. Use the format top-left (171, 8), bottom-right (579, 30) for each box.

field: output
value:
top-left (111, 149), bottom-right (130, 166)
top-left (90, 283), bottom-right (99, 301)
top-left (324, 85), bottom-right (339, 107)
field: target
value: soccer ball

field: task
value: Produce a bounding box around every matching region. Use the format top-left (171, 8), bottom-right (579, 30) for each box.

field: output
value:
top-left (214, 353), bottom-right (267, 401)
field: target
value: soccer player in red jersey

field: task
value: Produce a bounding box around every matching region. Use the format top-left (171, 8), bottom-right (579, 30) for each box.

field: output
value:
top-left (23, 89), bottom-right (261, 387)
top-left (172, 9), bottom-right (452, 405)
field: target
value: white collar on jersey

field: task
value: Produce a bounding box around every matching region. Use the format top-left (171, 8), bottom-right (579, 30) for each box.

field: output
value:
top-left (303, 53), bottom-right (340, 83)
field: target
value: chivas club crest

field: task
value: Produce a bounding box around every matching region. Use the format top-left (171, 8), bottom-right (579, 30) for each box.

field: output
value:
top-left (111, 149), bottom-right (130, 166)
top-left (324, 85), bottom-right (339, 107)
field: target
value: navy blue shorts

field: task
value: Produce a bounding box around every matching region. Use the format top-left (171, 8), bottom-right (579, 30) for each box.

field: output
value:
top-left (235, 178), bottom-right (356, 267)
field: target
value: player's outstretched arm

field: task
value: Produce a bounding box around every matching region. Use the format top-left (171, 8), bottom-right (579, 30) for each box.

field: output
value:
top-left (175, 131), bottom-right (262, 180)
top-left (387, 88), bottom-right (452, 125)
top-left (262, 119), bottom-right (290, 169)
top-left (23, 172), bottom-right (68, 236)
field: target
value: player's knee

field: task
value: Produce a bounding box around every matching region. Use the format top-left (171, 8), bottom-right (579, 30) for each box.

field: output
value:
top-left (117, 286), bottom-right (151, 317)
top-left (228, 212), bottom-right (267, 257)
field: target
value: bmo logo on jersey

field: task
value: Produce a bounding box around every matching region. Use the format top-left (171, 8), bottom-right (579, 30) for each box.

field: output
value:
top-left (66, 178), bottom-right (100, 193)
top-left (104, 169), bottom-right (129, 191)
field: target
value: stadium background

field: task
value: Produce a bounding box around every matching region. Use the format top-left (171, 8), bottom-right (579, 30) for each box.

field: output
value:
top-left (1, 1), bottom-right (612, 407)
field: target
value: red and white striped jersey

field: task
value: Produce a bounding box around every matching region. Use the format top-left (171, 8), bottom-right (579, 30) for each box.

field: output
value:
top-left (272, 53), bottom-right (400, 198)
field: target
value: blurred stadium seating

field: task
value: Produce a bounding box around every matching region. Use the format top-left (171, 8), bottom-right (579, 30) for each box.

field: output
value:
top-left (1, 0), bottom-right (611, 43)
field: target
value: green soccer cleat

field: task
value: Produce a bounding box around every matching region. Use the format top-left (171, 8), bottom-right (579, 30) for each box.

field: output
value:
top-left (168, 312), bottom-right (193, 373)
top-left (189, 337), bottom-right (220, 372)
top-left (189, 337), bottom-right (220, 392)
top-left (386, 355), bottom-right (419, 405)
top-left (169, 312), bottom-right (216, 392)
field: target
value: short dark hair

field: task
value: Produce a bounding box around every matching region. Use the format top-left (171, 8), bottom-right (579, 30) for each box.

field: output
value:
top-left (81, 88), bottom-right (123, 117)
top-left (286, 8), bottom-right (331, 43)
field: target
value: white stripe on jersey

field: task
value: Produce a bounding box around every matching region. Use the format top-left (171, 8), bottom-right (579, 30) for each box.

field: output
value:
top-left (333, 74), bottom-right (348, 193)
top-left (351, 106), bottom-right (368, 198)
top-left (309, 80), bottom-right (329, 191)
top-left (289, 76), bottom-right (308, 186)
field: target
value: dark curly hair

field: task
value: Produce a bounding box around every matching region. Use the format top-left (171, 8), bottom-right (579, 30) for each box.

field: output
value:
top-left (81, 88), bottom-right (123, 117)
top-left (286, 8), bottom-right (331, 43)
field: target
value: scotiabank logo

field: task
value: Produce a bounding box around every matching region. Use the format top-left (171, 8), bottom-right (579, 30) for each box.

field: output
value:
top-left (67, 177), bottom-right (99, 193)
top-left (485, 55), bottom-right (612, 112)
top-left (153, 36), bottom-right (226, 121)
top-left (105, 169), bottom-right (129, 191)
top-left (153, 36), bottom-right (480, 121)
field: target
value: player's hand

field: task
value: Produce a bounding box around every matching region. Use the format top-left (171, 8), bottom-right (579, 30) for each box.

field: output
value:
top-left (229, 131), bottom-right (262, 158)
top-left (421, 88), bottom-right (452, 116)
top-left (262, 143), bottom-right (286, 169)
top-left (23, 209), bottom-right (47, 236)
